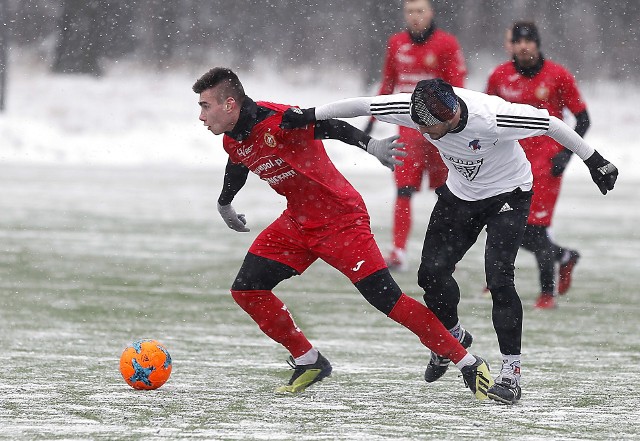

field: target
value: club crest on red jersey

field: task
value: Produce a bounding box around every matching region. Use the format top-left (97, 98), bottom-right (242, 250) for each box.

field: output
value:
top-left (264, 132), bottom-right (277, 148)
top-left (535, 86), bottom-right (550, 101)
top-left (423, 53), bottom-right (437, 68)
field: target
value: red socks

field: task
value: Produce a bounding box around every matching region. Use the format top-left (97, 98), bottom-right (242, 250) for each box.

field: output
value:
top-left (388, 293), bottom-right (467, 364)
top-left (231, 290), bottom-right (312, 358)
top-left (393, 196), bottom-right (411, 249)
top-left (232, 290), bottom-right (468, 364)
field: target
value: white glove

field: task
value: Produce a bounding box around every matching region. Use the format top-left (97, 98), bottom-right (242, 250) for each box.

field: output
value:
top-left (217, 203), bottom-right (250, 232)
top-left (366, 135), bottom-right (407, 171)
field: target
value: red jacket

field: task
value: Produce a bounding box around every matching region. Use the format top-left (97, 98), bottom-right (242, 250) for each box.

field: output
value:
top-left (486, 59), bottom-right (587, 156)
top-left (379, 29), bottom-right (466, 95)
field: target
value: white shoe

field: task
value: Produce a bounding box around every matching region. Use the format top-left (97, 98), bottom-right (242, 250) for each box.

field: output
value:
top-left (487, 359), bottom-right (522, 404)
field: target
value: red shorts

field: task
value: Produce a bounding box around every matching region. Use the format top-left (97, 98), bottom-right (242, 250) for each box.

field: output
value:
top-left (522, 138), bottom-right (564, 226)
top-left (248, 211), bottom-right (387, 284)
top-left (394, 126), bottom-right (448, 190)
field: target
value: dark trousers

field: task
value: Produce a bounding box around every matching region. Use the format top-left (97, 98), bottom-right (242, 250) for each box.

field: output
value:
top-left (419, 185), bottom-right (532, 355)
top-left (521, 224), bottom-right (565, 294)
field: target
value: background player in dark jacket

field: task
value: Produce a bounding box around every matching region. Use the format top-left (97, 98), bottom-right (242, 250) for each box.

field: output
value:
top-left (487, 21), bottom-right (587, 309)
top-left (367, 0), bottom-right (466, 271)
top-left (193, 67), bottom-right (492, 398)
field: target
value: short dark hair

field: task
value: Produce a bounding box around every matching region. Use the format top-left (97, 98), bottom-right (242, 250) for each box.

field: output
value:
top-left (511, 21), bottom-right (540, 47)
top-left (192, 67), bottom-right (246, 104)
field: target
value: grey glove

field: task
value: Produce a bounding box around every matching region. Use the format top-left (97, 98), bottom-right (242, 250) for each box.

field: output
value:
top-left (366, 135), bottom-right (407, 171)
top-left (217, 203), bottom-right (250, 232)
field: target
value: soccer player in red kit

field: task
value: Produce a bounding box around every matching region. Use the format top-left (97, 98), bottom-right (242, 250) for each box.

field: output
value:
top-left (486, 21), bottom-right (586, 309)
top-left (367, 0), bottom-right (466, 271)
top-left (193, 67), bottom-right (492, 398)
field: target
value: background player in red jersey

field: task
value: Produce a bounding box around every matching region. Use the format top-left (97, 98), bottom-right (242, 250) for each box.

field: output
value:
top-left (193, 67), bottom-right (493, 398)
top-left (486, 21), bottom-right (587, 309)
top-left (367, 0), bottom-right (466, 271)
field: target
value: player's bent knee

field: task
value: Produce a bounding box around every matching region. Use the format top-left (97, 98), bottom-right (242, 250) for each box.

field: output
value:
top-left (487, 285), bottom-right (519, 304)
top-left (354, 269), bottom-right (402, 315)
top-left (417, 260), bottom-right (447, 290)
top-left (231, 253), bottom-right (298, 291)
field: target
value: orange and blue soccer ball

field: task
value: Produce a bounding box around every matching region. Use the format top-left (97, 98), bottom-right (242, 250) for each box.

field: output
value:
top-left (119, 339), bottom-right (172, 390)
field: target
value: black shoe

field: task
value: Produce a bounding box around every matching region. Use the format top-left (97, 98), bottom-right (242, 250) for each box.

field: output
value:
top-left (424, 329), bottom-right (473, 383)
top-left (460, 356), bottom-right (494, 400)
top-left (487, 376), bottom-right (522, 404)
top-left (275, 352), bottom-right (332, 393)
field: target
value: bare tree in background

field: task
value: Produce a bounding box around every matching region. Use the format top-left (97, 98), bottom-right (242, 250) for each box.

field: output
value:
top-left (2, 0), bottom-right (637, 83)
top-left (0, 0), bottom-right (7, 111)
top-left (52, 0), bottom-right (103, 75)
top-left (362, 1), bottom-right (402, 88)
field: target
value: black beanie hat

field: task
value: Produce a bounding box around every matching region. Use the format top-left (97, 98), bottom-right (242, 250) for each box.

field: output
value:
top-left (511, 21), bottom-right (540, 47)
top-left (410, 79), bottom-right (459, 126)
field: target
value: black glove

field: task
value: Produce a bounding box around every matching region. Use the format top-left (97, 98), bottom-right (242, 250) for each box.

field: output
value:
top-left (363, 118), bottom-right (375, 136)
top-left (279, 107), bottom-right (316, 129)
top-left (584, 150), bottom-right (618, 195)
top-left (550, 148), bottom-right (573, 176)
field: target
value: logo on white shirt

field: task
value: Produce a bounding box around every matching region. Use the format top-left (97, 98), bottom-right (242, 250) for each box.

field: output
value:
top-left (442, 154), bottom-right (483, 182)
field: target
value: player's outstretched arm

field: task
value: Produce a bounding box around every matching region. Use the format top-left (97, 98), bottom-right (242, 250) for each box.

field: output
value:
top-left (546, 116), bottom-right (617, 194)
top-left (313, 119), bottom-right (406, 171)
top-left (217, 160), bottom-right (251, 232)
top-left (280, 97), bottom-right (375, 130)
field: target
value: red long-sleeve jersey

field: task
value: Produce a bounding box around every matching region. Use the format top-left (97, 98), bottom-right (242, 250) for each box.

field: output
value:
top-left (486, 59), bottom-right (588, 226)
top-left (379, 29), bottom-right (466, 95)
top-left (486, 59), bottom-right (586, 119)
top-left (486, 59), bottom-right (587, 157)
top-left (223, 101), bottom-right (367, 228)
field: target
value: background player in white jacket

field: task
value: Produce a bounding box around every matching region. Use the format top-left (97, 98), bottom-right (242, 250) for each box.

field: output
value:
top-left (280, 79), bottom-right (618, 404)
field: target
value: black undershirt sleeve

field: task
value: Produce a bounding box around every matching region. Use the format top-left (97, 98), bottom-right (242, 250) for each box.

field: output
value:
top-left (574, 110), bottom-right (590, 138)
top-left (217, 158), bottom-right (250, 206)
top-left (314, 119), bottom-right (371, 150)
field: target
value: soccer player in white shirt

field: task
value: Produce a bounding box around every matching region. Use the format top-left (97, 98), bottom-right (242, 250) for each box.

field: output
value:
top-left (280, 79), bottom-right (618, 404)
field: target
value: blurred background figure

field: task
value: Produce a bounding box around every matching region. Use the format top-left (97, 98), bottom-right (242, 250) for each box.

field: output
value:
top-left (486, 21), bottom-right (588, 309)
top-left (503, 27), bottom-right (513, 57)
top-left (365, 0), bottom-right (467, 272)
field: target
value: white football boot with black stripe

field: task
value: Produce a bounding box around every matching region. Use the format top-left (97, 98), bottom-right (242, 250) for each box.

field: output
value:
top-left (487, 362), bottom-right (522, 404)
